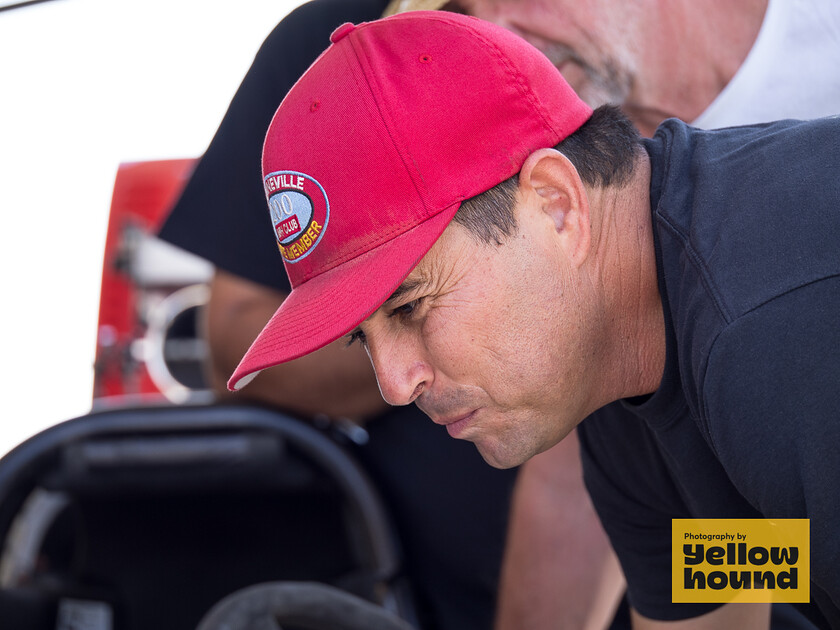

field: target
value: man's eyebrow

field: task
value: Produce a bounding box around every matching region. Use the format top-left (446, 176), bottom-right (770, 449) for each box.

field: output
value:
top-left (384, 278), bottom-right (425, 305)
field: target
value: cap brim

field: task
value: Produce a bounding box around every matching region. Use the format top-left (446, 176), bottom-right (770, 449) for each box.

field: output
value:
top-left (228, 202), bottom-right (459, 390)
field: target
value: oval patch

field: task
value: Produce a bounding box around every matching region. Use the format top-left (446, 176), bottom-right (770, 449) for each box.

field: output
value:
top-left (264, 171), bottom-right (329, 263)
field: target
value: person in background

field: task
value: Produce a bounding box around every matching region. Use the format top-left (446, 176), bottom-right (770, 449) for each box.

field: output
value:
top-left (387, 0), bottom-right (840, 134)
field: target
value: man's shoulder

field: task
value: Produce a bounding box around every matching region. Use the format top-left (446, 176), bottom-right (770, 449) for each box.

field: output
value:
top-left (653, 115), bottom-right (840, 161)
top-left (651, 115), bottom-right (840, 324)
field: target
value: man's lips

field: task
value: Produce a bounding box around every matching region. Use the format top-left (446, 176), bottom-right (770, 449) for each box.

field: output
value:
top-left (433, 411), bottom-right (476, 438)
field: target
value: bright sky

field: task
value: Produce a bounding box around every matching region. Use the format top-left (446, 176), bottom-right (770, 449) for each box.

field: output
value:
top-left (0, 0), bottom-right (304, 455)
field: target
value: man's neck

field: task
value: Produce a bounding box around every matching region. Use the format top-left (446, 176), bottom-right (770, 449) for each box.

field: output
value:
top-left (590, 153), bottom-right (666, 402)
top-left (624, 0), bottom-right (769, 136)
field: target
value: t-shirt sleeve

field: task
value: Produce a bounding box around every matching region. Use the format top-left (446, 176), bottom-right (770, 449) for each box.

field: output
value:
top-left (578, 404), bottom-right (722, 621)
top-left (702, 275), bottom-right (840, 615)
top-left (157, 0), bottom-right (388, 292)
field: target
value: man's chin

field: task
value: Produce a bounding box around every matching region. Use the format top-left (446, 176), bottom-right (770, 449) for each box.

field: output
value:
top-left (474, 439), bottom-right (530, 470)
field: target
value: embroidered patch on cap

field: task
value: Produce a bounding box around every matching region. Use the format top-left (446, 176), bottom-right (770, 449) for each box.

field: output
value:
top-left (264, 171), bottom-right (329, 263)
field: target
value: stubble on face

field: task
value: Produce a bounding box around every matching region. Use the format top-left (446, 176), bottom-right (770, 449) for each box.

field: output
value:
top-left (386, 213), bottom-right (594, 469)
top-left (539, 41), bottom-right (633, 108)
top-left (446, 0), bottom-right (640, 109)
top-left (412, 384), bottom-right (562, 470)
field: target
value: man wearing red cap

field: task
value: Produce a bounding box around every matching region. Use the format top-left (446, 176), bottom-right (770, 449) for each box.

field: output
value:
top-left (379, 2), bottom-right (840, 628)
top-left (376, 2), bottom-right (840, 628)
top-left (231, 11), bottom-right (840, 630)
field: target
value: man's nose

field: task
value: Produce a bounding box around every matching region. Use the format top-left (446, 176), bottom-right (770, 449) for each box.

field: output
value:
top-left (366, 334), bottom-right (433, 406)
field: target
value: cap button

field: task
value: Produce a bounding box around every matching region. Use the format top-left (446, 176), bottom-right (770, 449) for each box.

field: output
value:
top-left (330, 22), bottom-right (356, 43)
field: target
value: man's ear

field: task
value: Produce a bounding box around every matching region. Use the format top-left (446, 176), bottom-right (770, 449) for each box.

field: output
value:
top-left (519, 148), bottom-right (591, 267)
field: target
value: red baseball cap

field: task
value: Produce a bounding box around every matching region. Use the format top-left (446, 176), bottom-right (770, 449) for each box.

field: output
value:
top-left (229, 11), bottom-right (592, 390)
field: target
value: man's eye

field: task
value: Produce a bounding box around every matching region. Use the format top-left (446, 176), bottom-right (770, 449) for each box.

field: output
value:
top-left (346, 329), bottom-right (367, 347)
top-left (390, 299), bottom-right (419, 320)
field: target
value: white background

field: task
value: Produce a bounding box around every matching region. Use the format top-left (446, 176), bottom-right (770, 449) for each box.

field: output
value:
top-left (0, 0), bottom-right (304, 455)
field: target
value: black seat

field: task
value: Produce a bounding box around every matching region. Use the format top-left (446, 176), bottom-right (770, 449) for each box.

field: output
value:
top-left (0, 404), bottom-right (417, 630)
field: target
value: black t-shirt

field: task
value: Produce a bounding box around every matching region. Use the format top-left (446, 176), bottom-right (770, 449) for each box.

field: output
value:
top-left (580, 117), bottom-right (840, 628)
top-left (157, 3), bottom-right (519, 629)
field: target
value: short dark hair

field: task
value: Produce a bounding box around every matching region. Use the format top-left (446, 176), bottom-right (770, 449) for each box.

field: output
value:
top-left (454, 105), bottom-right (643, 244)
